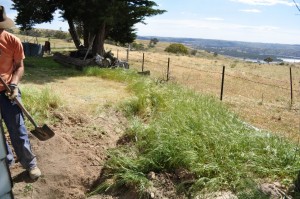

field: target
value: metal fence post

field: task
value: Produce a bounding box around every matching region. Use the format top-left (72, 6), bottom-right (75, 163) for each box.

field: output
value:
top-left (290, 67), bottom-right (293, 105)
top-left (142, 53), bottom-right (145, 72)
top-left (220, 65), bottom-right (226, 101)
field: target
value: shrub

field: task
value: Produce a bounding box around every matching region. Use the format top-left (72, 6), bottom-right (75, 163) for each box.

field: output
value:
top-left (190, 49), bottom-right (197, 56)
top-left (165, 43), bottom-right (188, 55)
top-left (131, 42), bottom-right (145, 51)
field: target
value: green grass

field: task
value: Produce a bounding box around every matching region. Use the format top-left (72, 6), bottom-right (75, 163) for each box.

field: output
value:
top-left (21, 86), bottom-right (62, 124)
top-left (20, 57), bottom-right (73, 125)
top-left (86, 67), bottom-right (300, 198)
top-left (83, 66), bottom-right (140, 82)
top-left (17, 57), bottom-right (300, 197)
top-left (23, 56), bottom-right (81, 83)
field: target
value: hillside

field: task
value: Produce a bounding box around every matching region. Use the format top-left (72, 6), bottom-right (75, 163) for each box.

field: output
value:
top-left (138, 36), bottom-right (300, 61)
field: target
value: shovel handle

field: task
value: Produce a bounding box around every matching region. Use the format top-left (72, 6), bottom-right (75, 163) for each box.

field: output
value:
top-left (14, 98), bottom-right (39, 128)
top-left (0, 76), bottom-right (39, 128)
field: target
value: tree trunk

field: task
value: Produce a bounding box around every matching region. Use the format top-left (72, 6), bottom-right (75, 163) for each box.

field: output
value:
top-left (67, 18), bottom-right (81, 49)
top-left (92, 22), bottom-right (106, 56)
top-left (83, 25), bottom-right (89, 48)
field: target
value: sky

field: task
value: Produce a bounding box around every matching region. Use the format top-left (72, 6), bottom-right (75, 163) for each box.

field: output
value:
top-left (2, 0), bottom-right (300, 45)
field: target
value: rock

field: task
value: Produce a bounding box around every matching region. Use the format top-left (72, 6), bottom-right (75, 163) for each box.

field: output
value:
top-left (150, 192), bottom-right (155, 198)
top-left (147, 171), bottom-right (156, 180)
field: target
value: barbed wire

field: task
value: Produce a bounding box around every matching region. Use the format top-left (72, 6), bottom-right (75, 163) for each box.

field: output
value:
top-left (136, 52), bottom-right (299, 84)
top-left (225, 73), bottom-right (300, 91)
top-left (231, 68), bottom-right (293, 84)
top-left (125, 50), bottom-right (300, 93)
top-left (142, 59), bottom-right (300, 92)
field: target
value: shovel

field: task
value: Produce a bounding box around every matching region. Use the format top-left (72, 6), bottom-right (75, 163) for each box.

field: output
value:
top-left (0, 76), bottom-right (55, 141)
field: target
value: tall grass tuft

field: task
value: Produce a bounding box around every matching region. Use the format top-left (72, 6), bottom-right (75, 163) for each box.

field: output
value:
top-left (21, 86), bottom-right (62, 123)
top-left (83, 67), bottom-right (139, 82)
top-left (88, 68), bottom-right (300, 197)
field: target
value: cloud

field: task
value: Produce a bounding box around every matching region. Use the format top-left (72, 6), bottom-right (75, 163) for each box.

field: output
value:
top-left (205, 17), bottom-right (224, 21)
top-left (236, 25), bottom-right (279, 31)
top-left (240, 9), bottom-right (262, 13)
top-left (230, 0), bottom-right (294, 6)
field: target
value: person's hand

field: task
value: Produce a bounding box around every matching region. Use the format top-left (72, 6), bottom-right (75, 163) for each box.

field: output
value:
top-left (5, 84), bottom-right (18, 100)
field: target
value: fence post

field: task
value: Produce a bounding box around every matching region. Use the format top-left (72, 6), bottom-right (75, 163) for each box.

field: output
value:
top-left (220, 65), bottom-right (226, 101)
top-left (126, 49), bottom-right (129, 62)
top-left (126, 44), bottom-right (130, 62)
top-left (167, 58), bottom-right (170, 81)
top-left (290, 67), bottom-right (293, 105)
top-left (142, 53), bottom-right (145, 72)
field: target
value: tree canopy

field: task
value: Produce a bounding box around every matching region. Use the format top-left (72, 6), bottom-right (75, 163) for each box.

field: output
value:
top-left (12, 0), bottom-right (166, 56)
top-left (263, 57), bottom-right (273, 64)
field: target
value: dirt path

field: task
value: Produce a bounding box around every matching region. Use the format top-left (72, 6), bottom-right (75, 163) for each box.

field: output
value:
top-left (9, 77), bottom-right (130, 199)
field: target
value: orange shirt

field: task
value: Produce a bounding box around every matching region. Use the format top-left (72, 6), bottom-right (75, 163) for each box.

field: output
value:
top-left (0, 30), bottom-right (25, 91)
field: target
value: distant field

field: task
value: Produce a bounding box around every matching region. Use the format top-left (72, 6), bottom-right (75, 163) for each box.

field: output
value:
top-left (18, 34), bottom-right (300, 140)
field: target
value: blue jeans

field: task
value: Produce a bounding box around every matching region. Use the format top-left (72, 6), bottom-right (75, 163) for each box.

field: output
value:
top-left (0, 90), bottom-right (37, 170)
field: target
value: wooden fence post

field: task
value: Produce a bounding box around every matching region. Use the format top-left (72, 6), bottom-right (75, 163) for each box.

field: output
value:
top-left (220, 65), bottom-right (225, 101)
top-left (126, 49), bottom-right (129, 62)
top-left (167, 58), bottom-right (170, 81)
top-left (126, 44), bottom-right (130, 62)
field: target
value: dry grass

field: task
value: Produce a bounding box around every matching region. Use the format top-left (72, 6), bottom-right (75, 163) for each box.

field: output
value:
top-left (16, 33), bottom-right (300, 141)
top-left (22, 76), bottom-right (130, 115)
top-left (106, 41), bottom-right (300, 141)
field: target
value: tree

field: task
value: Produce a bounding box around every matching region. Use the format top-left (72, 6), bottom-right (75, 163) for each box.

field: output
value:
top-left (12, 0), bottom-right (166, 56)
top-left (165, 43), bottom-right (189, 55)
top-left (148, 38), bottom-right (159, 48)
top-left (131, 42), bottom-right (145, 51)
top-left (264, 57), bottom-right (273, 64)
top-left (293, 0), bottom-right (300, 12)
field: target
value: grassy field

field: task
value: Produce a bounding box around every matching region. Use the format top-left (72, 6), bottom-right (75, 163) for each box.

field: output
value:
top-left (84, 67), bottom-right (300, 198)
top-left (17, 33), bottom-right (300, 139)
top-left (104, 41), bottom-right (300, 143)
top-left (19, 34), bottom-right (300, 140)
top-left (16, 35), bottom-right (300, 197)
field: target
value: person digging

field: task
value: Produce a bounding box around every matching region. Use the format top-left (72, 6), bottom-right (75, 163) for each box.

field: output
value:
top-left (0, 5), bottom-right (41, 180)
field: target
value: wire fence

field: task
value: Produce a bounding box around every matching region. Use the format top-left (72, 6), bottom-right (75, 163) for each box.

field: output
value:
top-left (126, 50), bottom-right (294, 96)
top-left (24, 36), bottom-right (300, 134)
top-left (105, 46), bottom-right (300, 137)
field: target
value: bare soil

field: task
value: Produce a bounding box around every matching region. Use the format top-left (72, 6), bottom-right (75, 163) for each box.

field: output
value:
top-left (9, 77), bottom-right (130, 199)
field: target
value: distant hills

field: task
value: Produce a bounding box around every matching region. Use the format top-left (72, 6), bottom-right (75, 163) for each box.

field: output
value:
top-left (137, 36), bottom-right (300, 61)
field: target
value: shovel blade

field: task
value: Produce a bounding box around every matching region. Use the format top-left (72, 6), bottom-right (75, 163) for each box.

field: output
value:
top-left (30, 124), bottom-right (55, 141)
